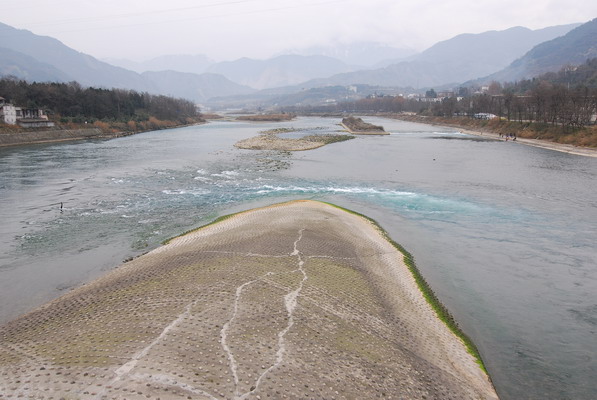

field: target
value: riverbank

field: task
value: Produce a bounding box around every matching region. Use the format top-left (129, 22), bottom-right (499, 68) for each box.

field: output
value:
top-left (0, 122), bottom-right (205, 148)
top-left (236, 113), bottom-right (296, 122)
top-left (0, 128), bottom-right (118, 147)
top-left (390, 114), bottom-right (597, 157)
top-left (0, 200), bottom-right (498, 400)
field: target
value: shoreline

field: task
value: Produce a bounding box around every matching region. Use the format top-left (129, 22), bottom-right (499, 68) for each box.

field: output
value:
top-left (0, 200), bottom-right (498, 399)
top-left (388, 115), bottom-right (597, 158)
top-left (459, 127), bottom-right (597, 157)
top-left (0, 121), bottom-right (205, 148)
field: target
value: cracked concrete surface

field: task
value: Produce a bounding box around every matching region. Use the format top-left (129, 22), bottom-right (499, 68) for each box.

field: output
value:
top-left (0, 200), bottom-right (498, 399)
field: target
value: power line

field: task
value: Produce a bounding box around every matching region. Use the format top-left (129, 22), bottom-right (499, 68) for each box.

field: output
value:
top-left (12, 0), bottom-right (345, 36)
top-left (7, 0), bottom-right (268, 29)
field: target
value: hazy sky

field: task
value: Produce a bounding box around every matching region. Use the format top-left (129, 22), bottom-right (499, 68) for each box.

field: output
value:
top-left (2, 0), bottom-right (595, 61)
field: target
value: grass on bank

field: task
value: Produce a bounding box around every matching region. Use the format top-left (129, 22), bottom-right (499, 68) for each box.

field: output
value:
top-left (302, 134), bottom-right (355, 144)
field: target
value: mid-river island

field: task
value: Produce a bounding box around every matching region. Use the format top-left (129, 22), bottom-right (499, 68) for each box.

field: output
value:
top-left (0, 200), bottom-right (498, 400)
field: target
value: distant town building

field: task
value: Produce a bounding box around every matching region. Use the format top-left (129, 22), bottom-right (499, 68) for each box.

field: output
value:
top-left (0, 97), bottom-right (55, 128)
top-left (437, 91), bottom-right (455, 98)
top-left (418, 97), bottom-right (442, 103)
top-left (474, 112), bottom-right (498, 120)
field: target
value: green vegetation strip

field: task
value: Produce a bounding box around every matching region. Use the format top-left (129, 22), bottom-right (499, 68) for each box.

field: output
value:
top-left (302, 134), bottom-right (355, 144)
top-left (162, 212), bottom-right (240, 245)
top-left (161, 200), bottom-right (486, 372)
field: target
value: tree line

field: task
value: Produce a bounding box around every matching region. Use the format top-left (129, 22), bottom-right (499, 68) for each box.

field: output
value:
top-left (289, 58), bottom-right (597, 131)
top-left (0, 78), bottom-right (199, 123)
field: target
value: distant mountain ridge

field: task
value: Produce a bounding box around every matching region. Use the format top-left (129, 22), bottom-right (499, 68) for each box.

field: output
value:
top-left (0, 22), bottom-right (151, 91)
top-left (291, 23), bottom-right (581, 90)
top-left (107, 54), bottom-right (358, 90)
top-left (480, 18), bottom-right (597, 83)
top-left (0, 20), bottom-right (589, 106)
top-left (286, 42), bottom-right (417, 67)
top-left (0, 46), bottom-right (69, 83)
top-left (0, 22), bottom-right (253, 102)
top-left (104, 54), bottom-right (214, 75)
top-left (141, 71), bottom-right (254, 101)
top-left (206, 55), bottom-right (355, 89)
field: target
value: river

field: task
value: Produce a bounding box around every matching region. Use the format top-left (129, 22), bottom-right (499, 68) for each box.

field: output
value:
top-left (0, 116), bottom-right (595, 400)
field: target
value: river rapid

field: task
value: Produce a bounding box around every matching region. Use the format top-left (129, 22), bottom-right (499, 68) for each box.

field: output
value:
top-left (0, 116), bottom-right (595, 400)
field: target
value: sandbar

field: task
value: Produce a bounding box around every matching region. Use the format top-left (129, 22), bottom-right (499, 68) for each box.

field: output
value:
top-left (235, 133), bottom-right (353, 151)
top-left (0, 200), bottom-right (498, 399)
top-left (235, 135), bottom-right (327, 151)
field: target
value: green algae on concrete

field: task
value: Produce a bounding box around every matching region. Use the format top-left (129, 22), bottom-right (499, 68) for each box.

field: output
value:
top-left (0, 200), bottom-right (498, 400)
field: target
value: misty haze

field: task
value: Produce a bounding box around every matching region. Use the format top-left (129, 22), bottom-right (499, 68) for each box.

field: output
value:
top-left (1, 2), bottom-right (597, 400)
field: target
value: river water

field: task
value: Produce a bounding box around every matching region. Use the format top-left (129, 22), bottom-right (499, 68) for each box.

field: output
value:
top-left (0, 117), bottom-right (595, 399)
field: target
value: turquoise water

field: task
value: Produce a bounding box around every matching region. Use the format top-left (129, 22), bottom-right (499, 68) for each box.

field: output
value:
top-left (0, 117), bottom-right (595, 399)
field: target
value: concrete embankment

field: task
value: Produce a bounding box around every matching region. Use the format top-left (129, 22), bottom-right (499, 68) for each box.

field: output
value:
top-left (0, 128), bottom-right (116, 147)
top-left (0, 200), bottom-right (498, 400)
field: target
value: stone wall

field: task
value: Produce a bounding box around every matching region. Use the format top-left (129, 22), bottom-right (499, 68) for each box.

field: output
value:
top-left (0, 128), bottom-right (108, 147)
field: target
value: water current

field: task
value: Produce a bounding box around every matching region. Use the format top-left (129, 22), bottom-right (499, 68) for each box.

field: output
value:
top-left (0, 117), bottom-right (595, 399)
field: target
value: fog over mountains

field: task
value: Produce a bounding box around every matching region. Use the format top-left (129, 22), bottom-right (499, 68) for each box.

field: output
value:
top-left (296, 23), bottom-right (580, 90)
top-left (1, 18), bottom-right (595, 106)
top-left (205, 55), bottom-right (355, 90)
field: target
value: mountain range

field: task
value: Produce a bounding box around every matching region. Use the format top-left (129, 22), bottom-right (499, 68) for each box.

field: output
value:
top-left (104, 54), bottom-right (214, 75)
top-left (479, 17), bottom-right (597, 83)
top-left (1, 18), bottom-right (595, 106)
top-left (284, 42), bottom-right (417, 68)
top-left (205, 55), bottom-right (355, 90)
top-left (103, 24), bottom-right (579, 91)
top-left (295, 23), bottom-right (580, 90)
top-left (0, 22), bottom-right (252, 102)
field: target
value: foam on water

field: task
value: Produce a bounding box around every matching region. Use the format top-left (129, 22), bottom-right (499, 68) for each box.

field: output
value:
top-left (162, 188), bottom-right (211, 196)
top-left (2, 116), bottom-right (596, 400)
top-left (250, 183), bottom-right (490, 216)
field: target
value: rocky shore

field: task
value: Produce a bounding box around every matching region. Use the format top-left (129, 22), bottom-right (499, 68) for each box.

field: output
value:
top-left (0, 128), bottom-right (113, 147)
top-left (341, 116), bottom-right (388, 135)
top-left (0, 121), bottom-right (205, 148)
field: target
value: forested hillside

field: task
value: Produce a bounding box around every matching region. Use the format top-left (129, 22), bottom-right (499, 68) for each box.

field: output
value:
top-left (0, 78), bottom-right (199, 126)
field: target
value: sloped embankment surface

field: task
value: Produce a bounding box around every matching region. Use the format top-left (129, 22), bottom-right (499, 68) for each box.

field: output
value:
top-left (0, 200), bottom-right (498, 399)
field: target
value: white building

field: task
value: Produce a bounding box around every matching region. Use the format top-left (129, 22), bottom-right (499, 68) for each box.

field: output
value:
top-left (0, 97), bottom-right (18, 124)
top-left (0, 97), bottom-right (54, 127)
